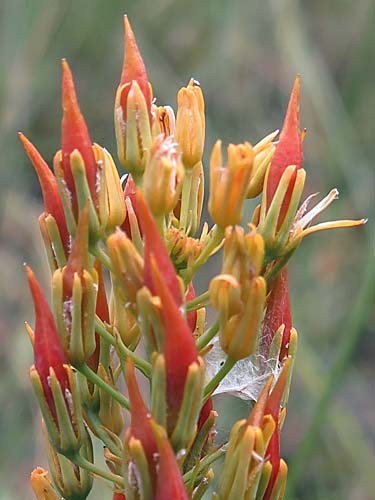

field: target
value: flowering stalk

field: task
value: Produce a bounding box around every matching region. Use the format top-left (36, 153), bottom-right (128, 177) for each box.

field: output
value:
top-left (23, 14), bottom-right (365, 500)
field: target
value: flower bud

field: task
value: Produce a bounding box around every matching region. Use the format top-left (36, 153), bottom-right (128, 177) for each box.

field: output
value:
top-left (217, 419), bottom-right (256, 499)
top-left (208, 140), bottom-right (254, 227)
top-left (52, 206), bottom-right (98, 366)
top-left (246, 129), bottom-right (278, 198)
top-left (93, 144), bottom-right (126, 233)
top-left (219, 275), bottom-right (266, 360)
top-left (38, 213), bottom-right (68, 271)
top-left (26, 265), bottom-right (84, 455)
top-left (25, 265), bottom-right (69, 418)
top-left (263, 358), bottom-right (291, 500)
top-left (126, 358), bottom-right (157, 461)
top-left (210, 225), bottom-right (266, 360)
top-left (152, 104), bottom-right (175, 138)
top-left (19, 133), bottom-right (70, 261)
top-left (121, 174), bottom-right (142, 240)
top-left (60, 59), bottom-right (98, 217)
top-left (210, 225), bottom-right (264, 321)
top-left (175, 159), bottom-right (205, 236)
top-left (175, 79), bottom-right (205, 170)
top-left (46, 427), bottom-right (93, 500)
top-left (107, 229), bottom-right (144, 307)
top-left (216, 378), bottom-right (277, 500)
top-left (166, 225), bottom-right (204, 275)
top-left (143, 135), bottom-right (184, 216)
top-left (150, 257), bottom-right (204, 445)
top-left (124, 358), bottom-right (157, 495)
top-left (98, 364), bottom-right (124, 436)
top-left (115, 17), bottom-right (152, 174)
top-left (30, 467), bottom-right (60, 500)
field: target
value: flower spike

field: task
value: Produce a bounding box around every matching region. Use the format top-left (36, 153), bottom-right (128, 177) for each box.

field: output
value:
top-left (61, 59), bottom-right (97, 212)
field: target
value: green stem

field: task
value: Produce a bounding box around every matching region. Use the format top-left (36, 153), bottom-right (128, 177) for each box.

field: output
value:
top-left (95, 317), bottom-right (115, 346)
top-left (196, 320), bottom-right (220, 351)
top-left (91, 244), bottom-right (115, 273)
top-left (77, 363), bottom-right (130, 410)
top-left (85, 408), bottom-right (122, 457)
top-left (73, 453), bottom-right (124, 487)
top-left (192, 225), bottom-right (224, 273)
top-left (115, 332), bottom-right (152, 378)
top-left (186, 290), bottom-right (210, 312)
top-left (179, 169), bottom-right (193, 231)
top-left (154, 213), bottom-right (166, 237)
top-left (287, 256), bottom-right (375, 495)
top-left (183, 445), bottom-right (226, 483)
top-left (264, 248), bottom-right (296, 288)
top-left (203, 356), bottom-right (236, 401)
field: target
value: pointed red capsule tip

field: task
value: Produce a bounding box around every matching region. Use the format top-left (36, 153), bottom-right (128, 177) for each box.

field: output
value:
top-left (25, 265), bottom-right (70, 419)
top-left (152, 421), bottom-right (189, 500)
top-left (19, 133), bottom-right (69, 252)
top-left (61, 59), bottom-right (97, 207)
top-left (126, 358), bottom-right (157, 476)
top-left (120, 16), bottom-right (152, 118)
top-left (121, 16), bottom-right (148, 85)
top-left (136, 190), bottom-right (182, 304)
top-left (266, 76), bottom-right (302, 222)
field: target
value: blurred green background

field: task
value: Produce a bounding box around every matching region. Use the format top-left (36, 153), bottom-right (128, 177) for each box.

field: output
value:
top-left (0, 0), bottom-right (373, 498)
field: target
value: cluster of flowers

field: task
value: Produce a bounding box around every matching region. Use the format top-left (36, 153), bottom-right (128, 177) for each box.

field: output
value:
top-left (22, 16), bottom-right (364, 500)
